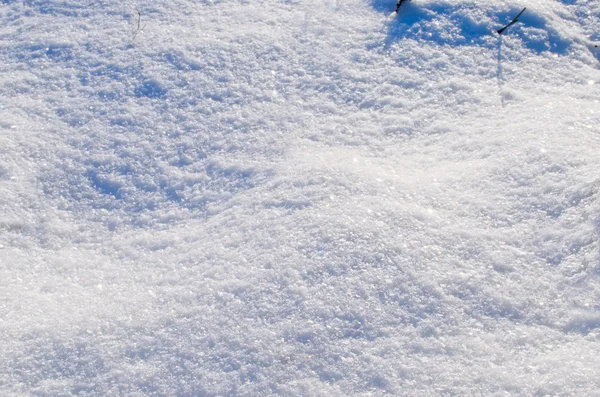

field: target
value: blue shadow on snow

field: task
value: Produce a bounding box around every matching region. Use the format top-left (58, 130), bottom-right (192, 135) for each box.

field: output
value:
top-left (370, 0), bottom-right (573, 56)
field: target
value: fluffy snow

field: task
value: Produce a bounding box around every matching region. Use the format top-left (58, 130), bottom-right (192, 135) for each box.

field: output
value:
top-left (1, 0), bottom-right (600, 395)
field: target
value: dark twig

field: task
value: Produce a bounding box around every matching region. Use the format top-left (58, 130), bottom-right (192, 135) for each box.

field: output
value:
top-left (497, 7), bottom-right (526, 35)
top-left (395, 0), bottom-right (407, 14)
top-left (132, 9), bottom-right (147, 41)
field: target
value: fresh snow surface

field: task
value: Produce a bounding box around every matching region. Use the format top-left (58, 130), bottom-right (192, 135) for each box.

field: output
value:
top-left (1, 0), bottom-right (600, 395)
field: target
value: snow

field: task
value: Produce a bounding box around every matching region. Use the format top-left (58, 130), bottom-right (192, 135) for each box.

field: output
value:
top-left (1, 0), bottom-right (600, 395)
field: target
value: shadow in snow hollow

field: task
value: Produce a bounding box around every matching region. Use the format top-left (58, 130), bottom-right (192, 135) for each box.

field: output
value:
top-left (371, 0), bottom-right (573, 56)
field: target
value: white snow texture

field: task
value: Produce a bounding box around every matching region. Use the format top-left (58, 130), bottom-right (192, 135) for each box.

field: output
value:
top-left (1, 0), bottom-right (600, 395)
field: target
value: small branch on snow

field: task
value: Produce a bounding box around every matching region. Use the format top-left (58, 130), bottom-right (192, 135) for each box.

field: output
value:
top-left (497, 7), bottom-right (526, 35)
top-left (132, 9), bottom-right (147, 41)
top-left (395, 0), bottom-right (407, 14)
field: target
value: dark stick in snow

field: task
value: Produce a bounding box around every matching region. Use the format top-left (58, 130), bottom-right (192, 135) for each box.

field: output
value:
top-left (497, 8), bottom-right (526, 35)
top-left (395, 0), bottom-right (407, 14)
top-left (132, 9), bottom-right (147, 41)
